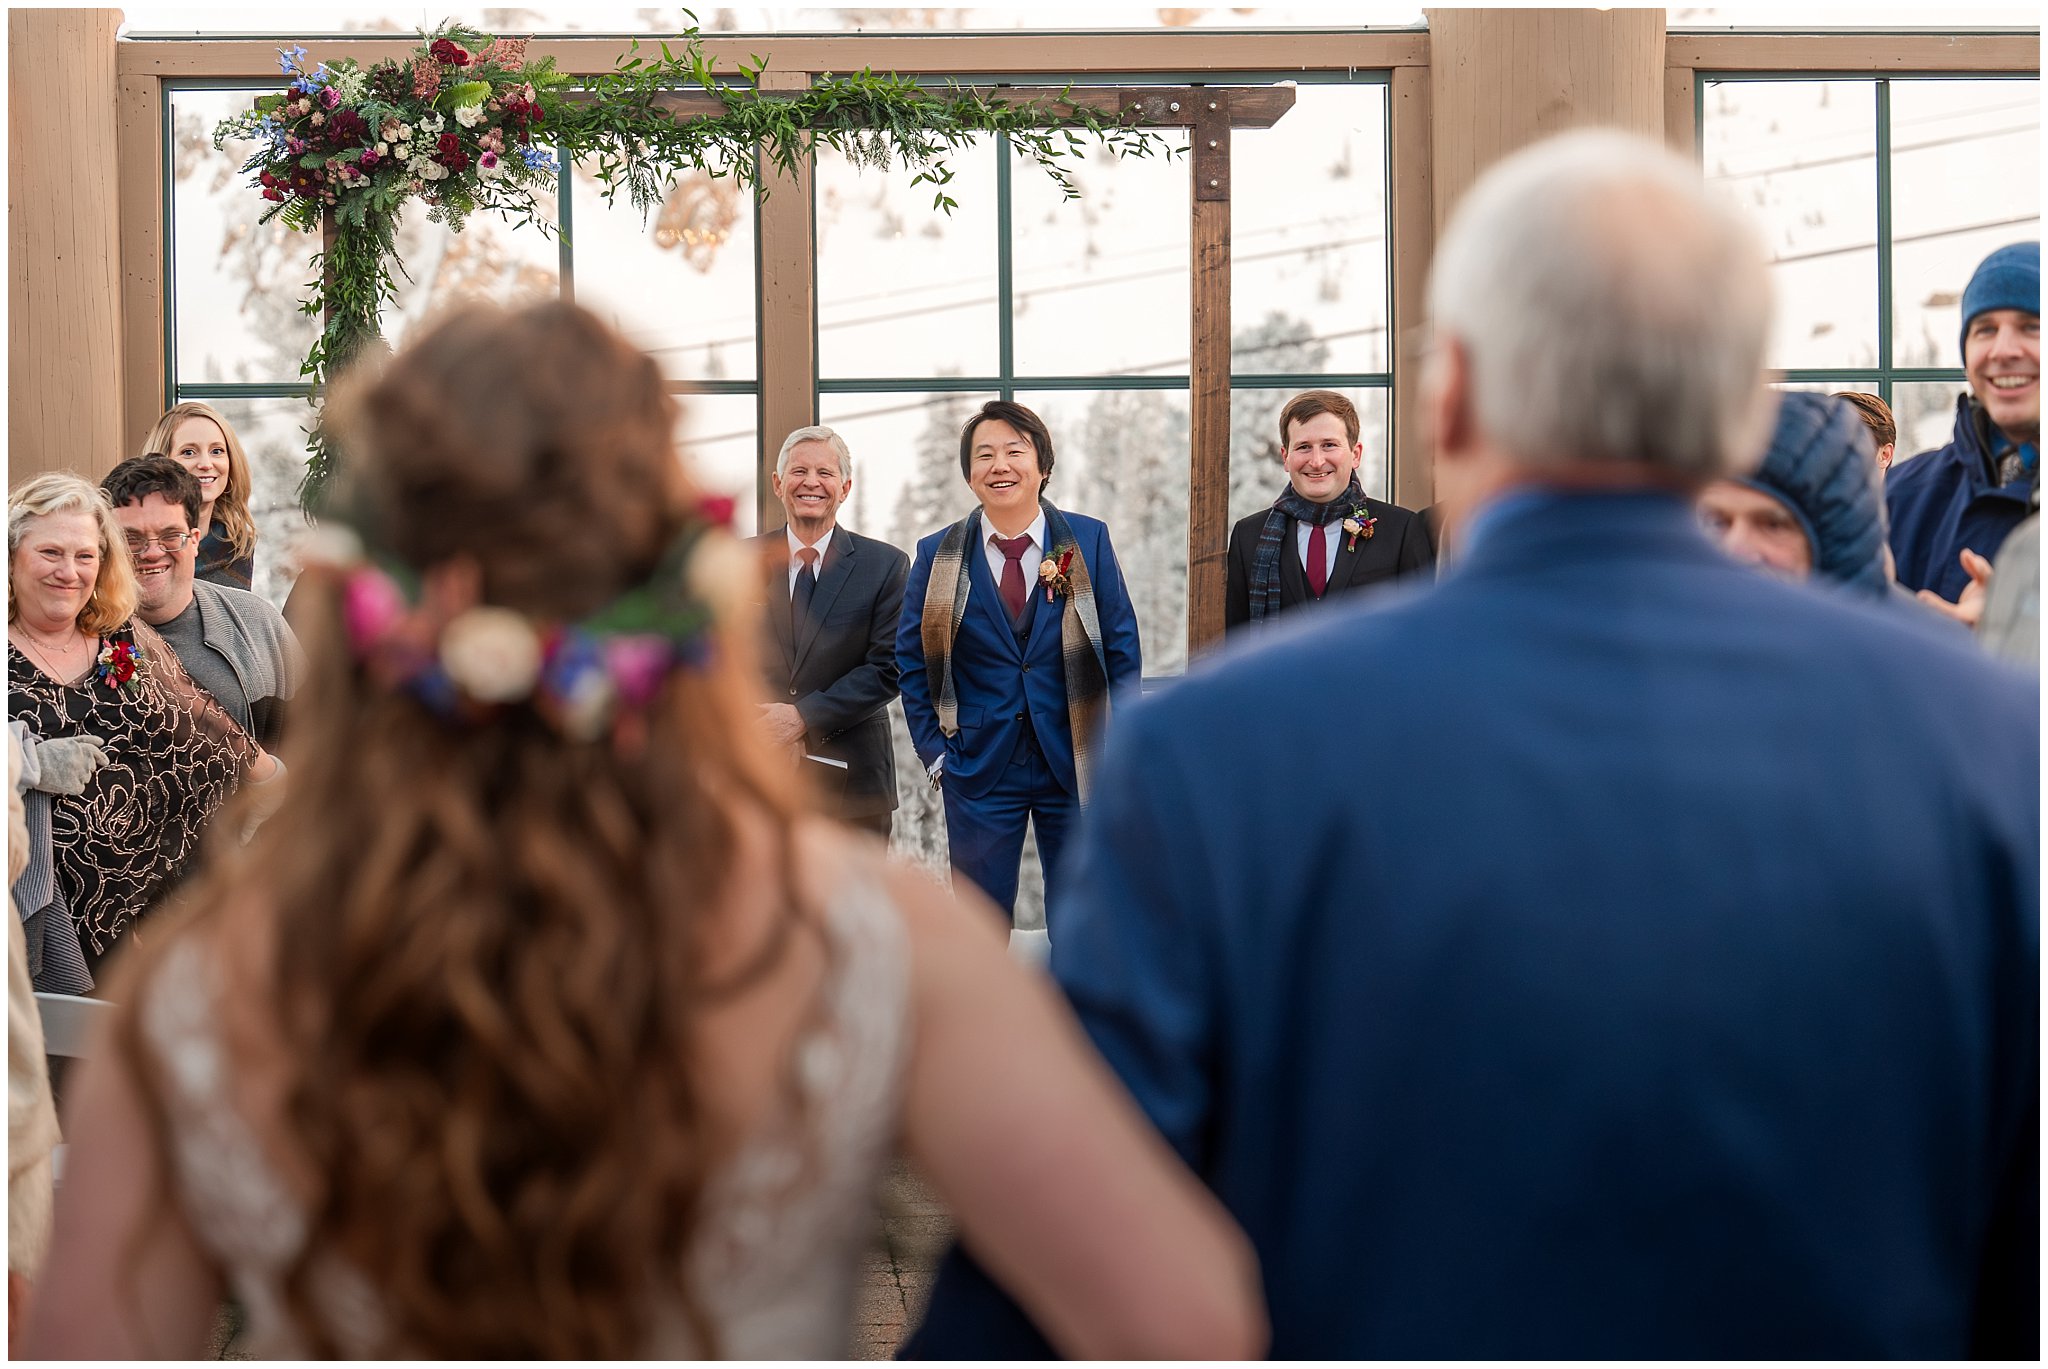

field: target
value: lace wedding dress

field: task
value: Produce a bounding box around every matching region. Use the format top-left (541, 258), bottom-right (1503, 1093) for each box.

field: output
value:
top-left (139, 876), bottom-right (910, 1358)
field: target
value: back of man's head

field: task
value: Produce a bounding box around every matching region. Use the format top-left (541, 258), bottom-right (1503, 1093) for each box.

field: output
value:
top-left (1428, 129), bottom-right (1774, 482)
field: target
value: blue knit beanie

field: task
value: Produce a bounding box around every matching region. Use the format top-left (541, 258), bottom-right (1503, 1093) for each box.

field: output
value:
top-left (1959, 241), bottom-right (2039, 360)
top-left (1736, 392), bottom-right (1890, 599)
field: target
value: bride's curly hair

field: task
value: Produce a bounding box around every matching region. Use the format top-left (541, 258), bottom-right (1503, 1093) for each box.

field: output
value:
top-left (114, 301), bottom-right (813, 1357)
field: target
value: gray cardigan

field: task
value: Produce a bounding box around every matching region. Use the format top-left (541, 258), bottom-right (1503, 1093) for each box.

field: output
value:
top-left (185, 579), bottom-right (305, 749)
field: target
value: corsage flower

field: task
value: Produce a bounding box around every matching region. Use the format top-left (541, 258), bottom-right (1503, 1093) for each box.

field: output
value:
top-left (1341, 506), bottom-right (1377, 552)
top-left (1038, 549), bottom-right (1076, 603)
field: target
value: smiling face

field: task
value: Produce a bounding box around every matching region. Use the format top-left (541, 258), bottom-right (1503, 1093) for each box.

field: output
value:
top-left (167, 415), bottom-right (233, 520)
top-left (9, 510), bottom-right (102, 632)
top-left (772, 439), bottom-right (851, 540)
top-left (1282, 411), bottom-right (1363, 504)
top-left (966, 418), bottom-right (1044, 525)
top-left (1698, 480), bottom-right (1813, 581)
top-left (1965, 308), bottom-right (2041, 444)
top-left (112, 492), bottom-right (199, 625)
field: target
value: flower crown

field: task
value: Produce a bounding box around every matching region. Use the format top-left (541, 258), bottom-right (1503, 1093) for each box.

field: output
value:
top-left (302, 496), bottom-right (748, 743)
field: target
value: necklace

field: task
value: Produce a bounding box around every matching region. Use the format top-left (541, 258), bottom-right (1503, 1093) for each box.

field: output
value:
top-left (11, 626), bottom-right (93, 683)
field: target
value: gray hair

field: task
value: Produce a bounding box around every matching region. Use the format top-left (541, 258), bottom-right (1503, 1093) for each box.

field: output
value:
top-left (775, 425), bottom-right (853, 478)
top-left (1427, 129), bottom-right (1775, 480)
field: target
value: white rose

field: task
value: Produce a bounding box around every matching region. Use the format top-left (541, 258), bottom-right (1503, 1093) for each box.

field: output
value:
top-left (439, 606), bottom-right (542, 703)
top-left (376, 141), bottom-right (389, 156)
top-left (395, 144), bottom-right (412, 160)
top-left (396, 122), bottom-right (412, 138)
top-left (454, 102), bottom-right (484, 128)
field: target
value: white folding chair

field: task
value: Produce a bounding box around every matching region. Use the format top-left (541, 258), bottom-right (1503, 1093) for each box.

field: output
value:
top-left (35, 991), bottom-right (116, 1185)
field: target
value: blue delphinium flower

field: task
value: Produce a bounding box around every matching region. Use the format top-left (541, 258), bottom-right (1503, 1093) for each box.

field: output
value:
top-left (275, 43), bottom-right (308, 74)
top-left (519, 146), bottom-right (560, 175)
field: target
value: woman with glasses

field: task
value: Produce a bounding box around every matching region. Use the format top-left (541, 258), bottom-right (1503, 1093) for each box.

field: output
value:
top-left (143, 401), bottom-right (261, 590)
top-left (6, 471), bottom-right (282, 984)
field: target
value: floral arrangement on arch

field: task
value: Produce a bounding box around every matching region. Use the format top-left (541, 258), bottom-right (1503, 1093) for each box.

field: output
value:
top-left (210, 21), bottom-right (1174, 508)
top-left (215, 32), bottom-right (564, 237)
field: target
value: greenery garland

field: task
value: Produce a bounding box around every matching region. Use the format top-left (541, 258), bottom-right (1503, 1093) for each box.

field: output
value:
top-left (212, 21), bottom-right (1174, 508)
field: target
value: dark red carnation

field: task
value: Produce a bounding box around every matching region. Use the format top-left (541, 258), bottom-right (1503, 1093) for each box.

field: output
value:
top-left (438, 132), bottom-right (461, 156)
top-left (359, 148), bottom-right (381, 169)
top-left (428, 38), bottom-right (471, 66)
top-left (258, 169), bottom-right (276, 187)
top-left (262, 186), bottom-right (286, 202)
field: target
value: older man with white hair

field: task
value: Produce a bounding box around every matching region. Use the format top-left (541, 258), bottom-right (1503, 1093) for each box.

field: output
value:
top-left (750, 425), bottom-right (910, 838)
top-left (905, 130), bottom-right (2038, 1358)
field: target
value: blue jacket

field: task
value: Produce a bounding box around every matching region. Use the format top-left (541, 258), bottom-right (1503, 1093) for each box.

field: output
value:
top-left (906, 490), bottom-right (2039, 1359)
top-left (1886, 393), bottom-right (2036, 600)
top-left (896, 507), bottom-right (1142, 800)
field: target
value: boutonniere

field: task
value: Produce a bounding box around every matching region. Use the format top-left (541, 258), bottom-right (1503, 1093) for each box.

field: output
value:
top-left (1340, 505), bottom-right (1377, 552)
top-left (96, 638), bottom-right (143, 696)
top-left (1038, 549), bottom-right (1076, 603)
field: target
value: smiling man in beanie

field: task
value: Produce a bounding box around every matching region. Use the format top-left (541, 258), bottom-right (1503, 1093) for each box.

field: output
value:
top-left (1887, 241), bottom-right (2039, 608)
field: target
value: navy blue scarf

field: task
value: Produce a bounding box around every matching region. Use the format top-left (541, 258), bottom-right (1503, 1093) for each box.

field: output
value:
top-left (1248, 476), bottom-right (1366, 622)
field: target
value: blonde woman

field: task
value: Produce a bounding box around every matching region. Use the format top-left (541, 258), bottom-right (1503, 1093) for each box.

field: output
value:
top-left (144, 401), bottom-right (259, 589)
top-left (6, 473), bottom-right (279, 979)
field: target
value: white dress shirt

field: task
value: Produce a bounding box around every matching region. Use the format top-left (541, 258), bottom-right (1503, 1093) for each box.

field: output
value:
top-left (983, 511), bottom-right (1049, 589)
top-left (786, 524), bottom-right (836, 596)
top-left (1295, 516), bottom-right (1343, 585)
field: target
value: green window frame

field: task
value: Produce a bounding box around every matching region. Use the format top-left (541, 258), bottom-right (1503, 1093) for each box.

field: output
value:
top-left (1695, 70), bottom-right (2040, 410)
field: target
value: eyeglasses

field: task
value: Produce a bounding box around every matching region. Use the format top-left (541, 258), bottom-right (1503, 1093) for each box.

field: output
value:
top-left (123, 532), bottom-right (195, 554)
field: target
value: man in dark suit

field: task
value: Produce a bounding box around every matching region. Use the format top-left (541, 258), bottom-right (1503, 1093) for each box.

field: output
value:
top-left (896, 400), bottom-right (1142, 930)
top-left (906, 131), bottom-right (2037, 1358)
top-left (1223, 390), bottom-right (1431, 633)
top-left (751, 425), bottom-right (909, 839)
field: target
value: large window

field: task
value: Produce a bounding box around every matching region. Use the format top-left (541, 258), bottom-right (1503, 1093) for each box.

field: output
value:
top-left (1700, 73), bottom-right (2040, 456)
top-left (815, 73), bottom-right (1393, 681)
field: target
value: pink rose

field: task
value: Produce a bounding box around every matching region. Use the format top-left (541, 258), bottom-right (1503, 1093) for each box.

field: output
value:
top-left (342, 567), bottom-right (407, 651)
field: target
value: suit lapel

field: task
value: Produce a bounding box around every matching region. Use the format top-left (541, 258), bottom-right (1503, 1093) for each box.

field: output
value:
top-left (1328, 516), bottom-right (1367, 592)
top-left (966, 533), bottom-right (1026, 661)
top-left (793, 530), bottom-right (857, 671)
top-left (1279, 522), bottom-right (1312, 606)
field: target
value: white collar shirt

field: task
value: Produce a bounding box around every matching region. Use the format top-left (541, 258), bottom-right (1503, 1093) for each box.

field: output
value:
top-left (1295, 516), bottom-right (1342, 585)
top-left (785, 524), bottom-right (836, 596)
top-left (982, 510), bottom-right (1050, 591)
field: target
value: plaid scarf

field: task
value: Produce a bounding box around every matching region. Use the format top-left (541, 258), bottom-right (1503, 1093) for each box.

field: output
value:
top-left (1248, 475), bottom-right (1368, 623)
top-left (920, 498), bottom-right (1112, 799)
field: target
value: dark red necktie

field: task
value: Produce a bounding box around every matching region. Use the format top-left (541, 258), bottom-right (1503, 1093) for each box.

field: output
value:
top-left (994, 534), bottom-right (1032, 622)
top-left (1307, 522), bottom-right (1329, 598)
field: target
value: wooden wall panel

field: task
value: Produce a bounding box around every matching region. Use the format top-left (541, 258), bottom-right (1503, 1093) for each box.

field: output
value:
top-left (753, 70), bottom-right (816, 531)
top-left (1425, 8), bottom-right (1666, 234)
top-left (10, 9), bottom-right (126, 482)
top-left (1389, 65), bottom-right (1435, 513)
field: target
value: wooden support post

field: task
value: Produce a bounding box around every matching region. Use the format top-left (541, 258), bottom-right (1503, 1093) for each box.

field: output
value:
top-left (1187, 94), bottom-right (1232, 655)
top-left (754, 70), bottom-right (817, 532)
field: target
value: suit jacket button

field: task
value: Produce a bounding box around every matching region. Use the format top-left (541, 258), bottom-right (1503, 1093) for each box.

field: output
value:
top-left (1014, 711), bottom-right (1025, 721)
top-left (789, 687), bottom-right (798, 697)
top-left (1022, 664), bottom-right (1032, 673)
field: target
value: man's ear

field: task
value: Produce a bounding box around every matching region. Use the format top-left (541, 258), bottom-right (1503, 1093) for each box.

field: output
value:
top-left (1427, 335), bottom-right (1476, 466)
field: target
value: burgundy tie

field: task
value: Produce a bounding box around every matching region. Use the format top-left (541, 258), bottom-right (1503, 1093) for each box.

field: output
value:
top-left (994, 534), bottom-right (1032, 623)
top-left (1307, 522), bottom-right (1329, 598)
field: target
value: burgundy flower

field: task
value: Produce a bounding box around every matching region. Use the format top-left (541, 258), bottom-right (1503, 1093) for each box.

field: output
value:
top-left (327, 108), bottom-right (369, 145)
top-left (320, 85), bottom-right (341, 109)
top-left (359, 148), bottom-right (381, 169)
top-left (441, 148), bottom-right (471, 173)
top-left (438, 131), bottom-right (461, 156)
top-left (262, 185), bottom-right (287, 202)
top-left (258, 169), bottom-right (276, 187)
top-left (429, 38), bottom-right (471, 66)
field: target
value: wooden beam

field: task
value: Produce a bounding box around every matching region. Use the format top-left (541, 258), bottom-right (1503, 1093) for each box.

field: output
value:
top-left (1389, 65), bottom-right (1434, 514)
top-left (116, 31), bottom-right (1431, 80)
top-left (1663, 67), bottom-right (1697, 157)
top-left (12, 9), bottom-right (128, 480)
top-left (561, 83), bottom-right (1297, 128)
top-left (1665, 32), bottom-right (2039, 73)
top-left (1186, 98), bottom-right (1231, 655)
top-left (117, 68), bottom-right (167, 455)
top-left (753, 69), bottom-right (815, 532)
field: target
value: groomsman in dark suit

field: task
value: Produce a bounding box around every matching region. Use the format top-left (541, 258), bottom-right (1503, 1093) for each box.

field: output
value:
top-left (1224, 390), bottom-right (1432, 633)
top-left (752, 426), bottom-right (910, 839)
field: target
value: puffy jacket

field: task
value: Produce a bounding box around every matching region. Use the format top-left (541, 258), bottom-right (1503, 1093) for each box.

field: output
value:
top-left (1886, 393), bottom-right (2036, 600)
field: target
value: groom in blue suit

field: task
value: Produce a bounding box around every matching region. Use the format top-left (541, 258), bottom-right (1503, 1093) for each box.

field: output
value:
top-left (897, 400), bottom-right (1142, 927)
top-left (905, 133), bottom-right (2037, 1357)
